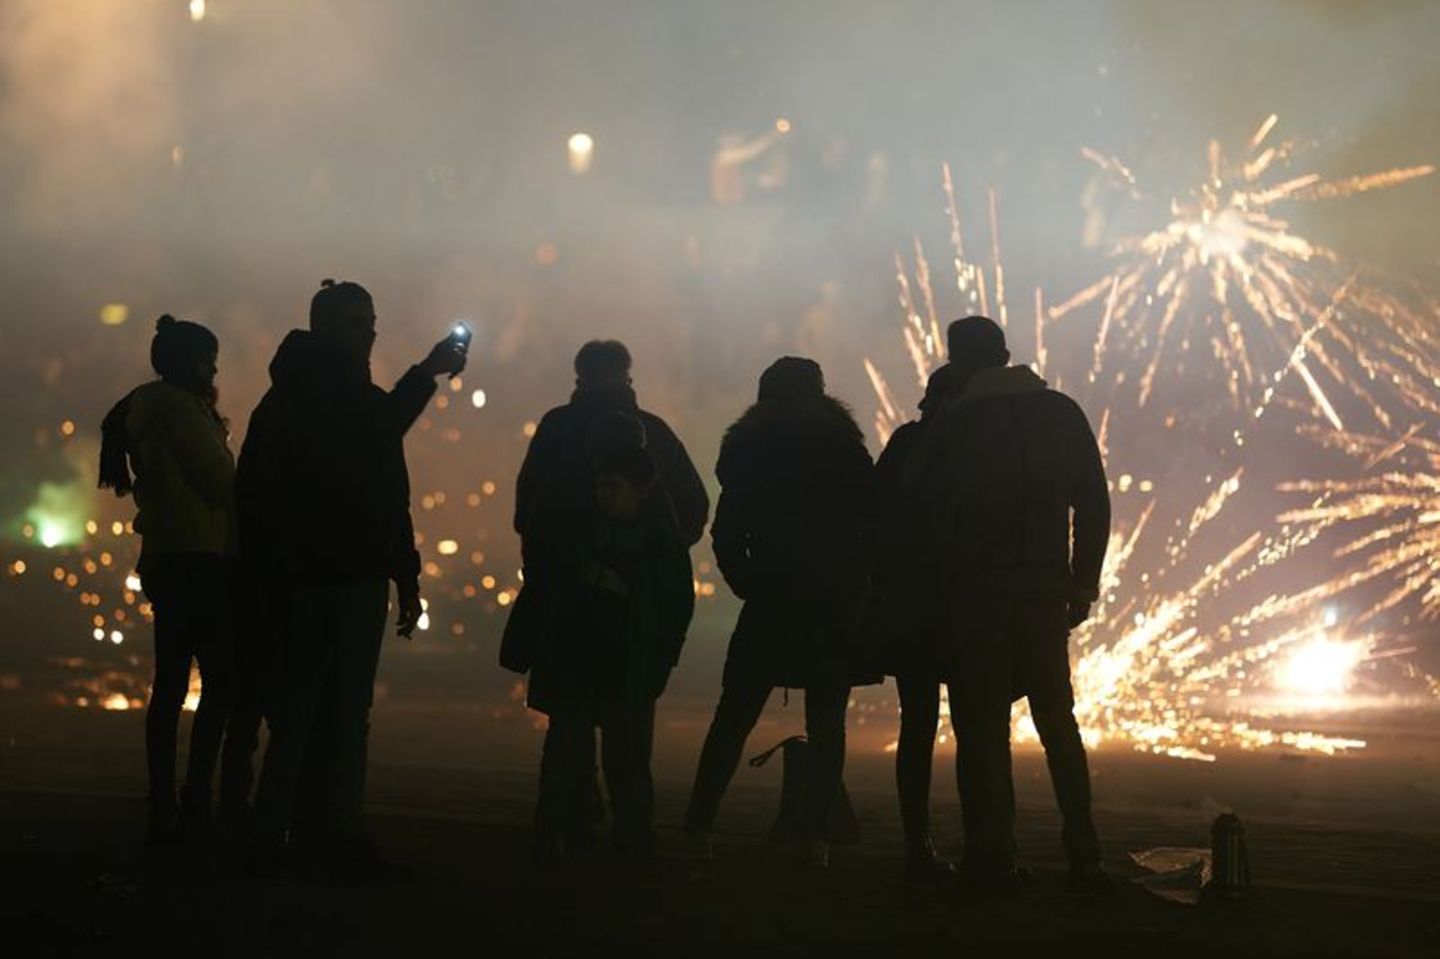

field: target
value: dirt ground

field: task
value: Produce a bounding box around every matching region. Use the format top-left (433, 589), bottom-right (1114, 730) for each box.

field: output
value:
top-left (2, 703), bottom-right (1437, 957)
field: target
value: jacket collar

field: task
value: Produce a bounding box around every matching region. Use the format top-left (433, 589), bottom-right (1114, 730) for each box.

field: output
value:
top-left (956, 365), bottom-right (1047, 406)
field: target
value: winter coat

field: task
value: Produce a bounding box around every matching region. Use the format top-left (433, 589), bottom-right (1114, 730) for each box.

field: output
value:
top-left (916, 365), bottom-right (1110, 603)
top-left (712, 394), bottom-right (877, 689)
top-left (235, 330), bottom-right (434, 590)
top-left (867, 416), bottom-right (950, 679)
top-left (125, 381), bottom-right (237, 559)
top-left (515, 386), bottom-right (709, 548)
top-left (518, 479), bottom-right (695, 719)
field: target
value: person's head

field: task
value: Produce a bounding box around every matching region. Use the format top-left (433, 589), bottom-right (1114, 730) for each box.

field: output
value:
top-left (574, 340), bottom-right (632, 391)
top-left (946, 315), bottom-right (1008, 391)
top-left (594, 443), bottom-right (656, 521)
top-left (309, 279), bottom-right (376, 368)
top-left (150, 314), bottom-right (219, 397)
top-left (586, 410), bottom-right (648, 461)
top-left (757, 356), bottom-right (824, 406)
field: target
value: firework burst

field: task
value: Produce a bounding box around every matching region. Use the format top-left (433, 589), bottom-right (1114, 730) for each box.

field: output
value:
top-left (868, 139), bottom-right (1439, 761)
top-left (1048, 114), bottom-right (1436, 431)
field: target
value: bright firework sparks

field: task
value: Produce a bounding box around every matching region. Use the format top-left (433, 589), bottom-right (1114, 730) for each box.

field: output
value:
top-left (868, 141), bottom-right (1439, 761)
top-left (1279, 428), bottom-right (1440, 623)
top-left (1048, 114), bottom-right (1436, 430)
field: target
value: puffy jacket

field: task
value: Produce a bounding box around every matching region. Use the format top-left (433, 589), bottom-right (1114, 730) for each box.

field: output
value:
top-left (125, 381), bottom-right (237, 558)
top-left (918, 365), bottom-right (1110, 601)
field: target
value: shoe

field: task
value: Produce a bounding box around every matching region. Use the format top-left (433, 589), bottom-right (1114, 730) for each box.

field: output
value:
top-left (684, 830), bottom-right (715, 863)
top-left (904, 835), bottom-right (958, 883)
top-left (325, 834), bottom-right (414, 886)
top-left (801, 838), bottom-right (831, 871)
top-left (1068, 860), bottom-right (1117, 896)
top-left (962, 866), bottom-right (1024, 897)
top-left (143, 796), bottom-right (178, 847)
top-left (176, 791), bottom-right (214, 845)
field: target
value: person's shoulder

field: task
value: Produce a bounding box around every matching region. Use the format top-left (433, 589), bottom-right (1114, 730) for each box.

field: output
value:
top-left (1039, 387), bottom-right (1091, 419)
top-left (536, 403), bottom-right (574, 430)
top-left (636, 407), bottom-right (682, 444)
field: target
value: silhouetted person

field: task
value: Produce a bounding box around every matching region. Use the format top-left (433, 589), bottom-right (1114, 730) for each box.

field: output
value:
top-left (683, 358), bottom-right (873, 869)
top-left (515, 340), bottom-right (709, 550)
top-left (520, 415), bottom-right (694, 864)
top-left (871, 364), bottom-right (958, 879)
top-left (99, 315), bottom-right (243, 844)
top-left (238, 279), bottom-right (466, 882)
top-left (917, 316), bottom-right (1111, 894)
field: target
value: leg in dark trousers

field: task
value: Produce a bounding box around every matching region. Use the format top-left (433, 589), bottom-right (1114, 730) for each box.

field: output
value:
top-left (1015, 601), bottom-right (1100, 866)
top-left (683, 681), bottom-right (770, 835)
top-left (535, 714), bottom-right (597, 860)
top-left (952, 597), bottom-right (1016, 877)
top-left (141, 554), bottom-right (236, 832)
top-left (801, 683), bottom-right (850, 842)
top-left (895, 673), bottom-right (941, 847)
top-left (600, 701), bottom-right (656, 860)
top-left (312, 575), bottom-right (385, 835)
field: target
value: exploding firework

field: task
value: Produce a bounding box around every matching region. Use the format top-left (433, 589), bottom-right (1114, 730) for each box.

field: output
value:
top-left (1279, 427), bottom-right (1439, 623)
top-left (868, 139), bottom-right (1439, 760)
top-left (1048, 114), bottom-right (1437, 432)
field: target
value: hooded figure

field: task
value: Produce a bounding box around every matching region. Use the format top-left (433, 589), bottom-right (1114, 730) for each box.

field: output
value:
top-left (683, 357), bottom-right (874, 870)
top-left (238, 279), bottom-right (465, 882)
top-left (98, 315), bottom-right (241, 842)
top-left (915, 316), bottom-right (1112, 895)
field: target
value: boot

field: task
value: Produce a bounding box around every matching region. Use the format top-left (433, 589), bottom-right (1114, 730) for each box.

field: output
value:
top-left (1069, 859), bottom-right (1117, 896)
top-left (176, 787), bottom-right (213, 845)
top-left (144, 794), bottom-right (177, 847)
top-left (904, 833), bottom-right (957, 882)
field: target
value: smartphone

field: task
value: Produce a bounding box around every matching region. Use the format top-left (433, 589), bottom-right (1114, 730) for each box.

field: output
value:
top-left (447, 322), bottom-right (472, 378)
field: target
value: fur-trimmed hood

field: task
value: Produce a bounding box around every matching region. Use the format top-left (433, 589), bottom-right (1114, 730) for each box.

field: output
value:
top-left (717, 393), bottom-right (866, 488)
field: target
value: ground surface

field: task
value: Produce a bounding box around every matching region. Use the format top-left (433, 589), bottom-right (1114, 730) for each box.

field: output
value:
top-left (2, 702), bottom-right (1438, 957)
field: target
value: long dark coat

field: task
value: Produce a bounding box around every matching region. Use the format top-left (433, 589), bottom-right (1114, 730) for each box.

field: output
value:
top-left (711, 394), bottom-right (877, 690)
top-left (868, 416), bottom-right (950, 680)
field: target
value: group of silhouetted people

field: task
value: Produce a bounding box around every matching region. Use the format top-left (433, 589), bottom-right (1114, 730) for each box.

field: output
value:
top-left (101, 278), bottom-right (1113, 894)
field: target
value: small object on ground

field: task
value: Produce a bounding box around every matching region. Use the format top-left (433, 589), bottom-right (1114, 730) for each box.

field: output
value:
top-left (1205, 813), bottom-right (1251, 900)
top-left (1129, 846), bottom-right (1211, 904)
top-left (748, 736), bottom-right (860, 845)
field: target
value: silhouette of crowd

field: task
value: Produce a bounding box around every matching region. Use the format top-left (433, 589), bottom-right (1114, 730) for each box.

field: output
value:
top-left (100, 279), bottom-right (1113, 894)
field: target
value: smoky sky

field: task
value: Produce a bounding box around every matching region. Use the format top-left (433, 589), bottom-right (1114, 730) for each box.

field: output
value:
top-left (1, 0), bottom-right (1436, 697)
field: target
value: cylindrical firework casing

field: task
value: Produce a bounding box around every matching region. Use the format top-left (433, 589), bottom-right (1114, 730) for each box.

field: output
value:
top-left (1206, 812), bottom-right (1251, 899)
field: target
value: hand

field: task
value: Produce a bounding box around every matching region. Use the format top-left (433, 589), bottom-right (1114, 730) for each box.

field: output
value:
top-left (1067, 600), bottom-right (1092, 630)
top-left (418, 336), bottom-right (468, 379)
top-left (396, 585), bottom-right (423, 639)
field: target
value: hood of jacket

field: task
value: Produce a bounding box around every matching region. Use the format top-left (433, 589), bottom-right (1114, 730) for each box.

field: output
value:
top-left (268, 329), bottom-right (369, 396)
top-left (717, 393), bottom-right (864, 487)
